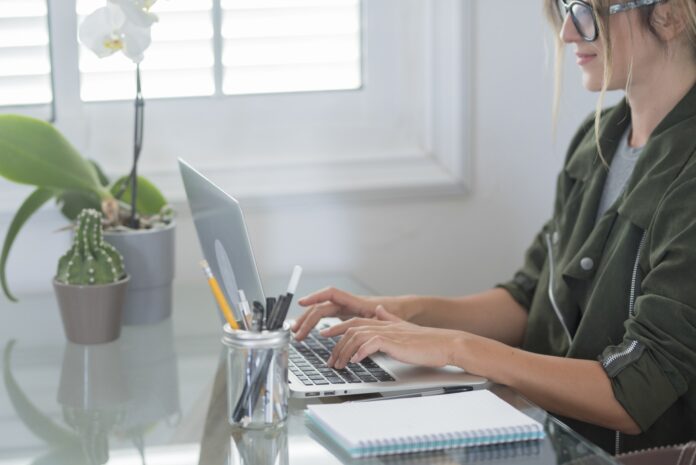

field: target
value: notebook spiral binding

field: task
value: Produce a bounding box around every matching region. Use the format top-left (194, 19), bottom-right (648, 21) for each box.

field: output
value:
top-left (355, 424), bottom-right (544, 457)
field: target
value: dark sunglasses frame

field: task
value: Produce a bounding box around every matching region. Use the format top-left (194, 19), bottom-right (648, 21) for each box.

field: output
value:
top-left (556, 0), bottom-right (668, 42)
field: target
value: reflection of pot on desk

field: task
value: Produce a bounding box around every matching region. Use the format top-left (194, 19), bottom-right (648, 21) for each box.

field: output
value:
top-left (57, 319), bottom-right (181, 462)
top-left (58, 340), bottom-right (129, 465)
top-left (117, 317), bottom-right (181, 439)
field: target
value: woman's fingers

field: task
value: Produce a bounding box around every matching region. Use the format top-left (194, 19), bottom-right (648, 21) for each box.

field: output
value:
top-left (319, 316), bottom-right (388, 338)
top-left (328, 321), bottom-right (395, 368)
top-left (327, 322), bottom-right (452, 369)
top-left (297, 287), bottom-right (355, 308)
top-left (330, 327), bottom-right (376, 369)
top-left (292, 302), bottom-right (342, 341)
top-left (351, 335), bottom-right (390, 364)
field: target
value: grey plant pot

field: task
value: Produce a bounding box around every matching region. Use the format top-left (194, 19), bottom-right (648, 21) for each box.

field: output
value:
top-left (103, 222), bottom-right (176, 326)
top-left (53, 276), bottom-right (130, 345)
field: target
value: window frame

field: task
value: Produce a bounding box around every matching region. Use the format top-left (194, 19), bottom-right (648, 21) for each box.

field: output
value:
top-left (0, 0), bottom-right (473, 211)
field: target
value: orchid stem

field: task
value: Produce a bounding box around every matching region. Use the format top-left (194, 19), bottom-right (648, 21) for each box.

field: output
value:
top-left (128, 64), bottom-right (144, 229)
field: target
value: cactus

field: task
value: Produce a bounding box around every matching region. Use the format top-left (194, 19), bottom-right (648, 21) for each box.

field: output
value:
top-left (56, 209), bottom-right (126, 285)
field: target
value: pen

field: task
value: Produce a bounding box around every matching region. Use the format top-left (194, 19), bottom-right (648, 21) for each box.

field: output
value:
top-left (265, 297), bottom-right (276, 329)
top-left (268, 265), bottom-right (303, 330)
top-left (238, 290), bottom-right (253, 329)
top-left (200, 260), bottom-right (240, 330)
top-left (252, 301), bottom-right (265, 332)
top-left (351, 386), bottom-right (474, 403)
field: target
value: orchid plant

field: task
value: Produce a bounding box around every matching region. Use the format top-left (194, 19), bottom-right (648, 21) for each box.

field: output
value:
top-left (79, 0), bottom-right (160, 229)
top-left (0, 0), bottom-right (171, 302)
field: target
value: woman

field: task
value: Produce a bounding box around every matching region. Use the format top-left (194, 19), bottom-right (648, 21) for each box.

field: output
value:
top-left (292, 0), bottom-right (696, 454)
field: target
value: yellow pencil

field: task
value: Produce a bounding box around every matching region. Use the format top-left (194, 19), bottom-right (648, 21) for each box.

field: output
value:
top-left (200, 260), bottom-right (240, 330)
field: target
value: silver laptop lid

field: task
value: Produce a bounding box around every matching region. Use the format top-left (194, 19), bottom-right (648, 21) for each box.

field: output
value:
top-left (178, 158), bottom-right (265, 320)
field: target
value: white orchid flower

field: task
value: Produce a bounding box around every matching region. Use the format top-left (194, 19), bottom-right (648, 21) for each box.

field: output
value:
top-left (110, 0), bottom-right (158, 28)
top-left (78, 0), bottom-right (157, 63)
top-left (78, 4), bottom-right (125, 58)
top-left (119, 20), bottom-right (152, 63)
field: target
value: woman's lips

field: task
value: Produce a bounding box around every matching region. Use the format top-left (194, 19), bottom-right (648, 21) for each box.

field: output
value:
top-left (576, 53), bottom-right (597, 65)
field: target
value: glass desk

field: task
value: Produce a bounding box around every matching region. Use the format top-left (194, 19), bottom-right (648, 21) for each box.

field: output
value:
top-left (0, 276), bottom-right (619, 465)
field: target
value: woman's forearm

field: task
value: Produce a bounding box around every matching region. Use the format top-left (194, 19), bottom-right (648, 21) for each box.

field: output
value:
top-left (395, 288), bottom-right (528, 346)
top-left (450, 333), bottom-right (641, 434)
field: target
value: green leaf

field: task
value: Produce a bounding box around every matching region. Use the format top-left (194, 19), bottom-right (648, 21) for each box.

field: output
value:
top-left (3, 341), bottom-right (79, 447)
top-left (56, 190), bottom-right (102, 221)
top-left (1, 188), bottom-right (55, 302)
top-left (88, 159), bottom-right (110, 187)
top-left (110, 175), bottom-right (167, 216)
top-left (0, 115), bottom-right (107, 198)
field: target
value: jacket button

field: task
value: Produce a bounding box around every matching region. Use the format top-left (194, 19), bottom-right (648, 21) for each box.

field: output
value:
top-left (580, 257), bottom-right (594, 271)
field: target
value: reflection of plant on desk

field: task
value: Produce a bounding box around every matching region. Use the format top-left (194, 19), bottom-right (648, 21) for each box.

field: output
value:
top-left (3, 340), bottom-right (137, 465)
top-left (3, 341), bottom-right (90, 465)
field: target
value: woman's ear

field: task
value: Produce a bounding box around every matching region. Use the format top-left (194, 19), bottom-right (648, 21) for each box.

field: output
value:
top-left (650, 3), bottom-right (687, 41)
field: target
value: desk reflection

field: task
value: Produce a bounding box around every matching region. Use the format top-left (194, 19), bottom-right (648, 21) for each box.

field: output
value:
top-left (4, 318), bottom-right (181, 465)
top-left (229, 427), bottom-right (289, 465)
top-left (196, 357), bottom-right (614, 465)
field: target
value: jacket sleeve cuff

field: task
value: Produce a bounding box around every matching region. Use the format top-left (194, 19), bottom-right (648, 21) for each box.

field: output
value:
top-left (495, 273), bottom-right (536, 311)
top-left (599, 342), bottom-right (680, 432)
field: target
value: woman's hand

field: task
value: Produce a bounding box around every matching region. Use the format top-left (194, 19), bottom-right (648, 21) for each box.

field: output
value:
top-left (323, 306), bottom-right (461, 369)
top-left (292, 287), bottom-right (403, 340)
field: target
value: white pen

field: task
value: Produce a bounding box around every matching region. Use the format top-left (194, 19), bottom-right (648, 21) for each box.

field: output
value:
top-left (351, 386), bottom-right (473, 403)
top-left (238, 289), bottom-right (253, 330)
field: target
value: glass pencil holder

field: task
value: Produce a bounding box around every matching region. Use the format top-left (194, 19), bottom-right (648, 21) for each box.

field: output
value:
top-left (222, 323), bottom-right (290, 429)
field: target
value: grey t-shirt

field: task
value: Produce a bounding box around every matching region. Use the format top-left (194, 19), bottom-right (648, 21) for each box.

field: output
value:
top-left (596, 127), bottom-right (644, 222)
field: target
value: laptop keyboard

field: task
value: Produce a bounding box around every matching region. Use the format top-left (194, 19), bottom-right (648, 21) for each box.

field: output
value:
top-left (289, 326), bottom-right (395, 386)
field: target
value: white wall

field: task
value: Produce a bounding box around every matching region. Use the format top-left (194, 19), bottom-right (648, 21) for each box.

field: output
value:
top-left (0, 1), bottom-right (621, 305)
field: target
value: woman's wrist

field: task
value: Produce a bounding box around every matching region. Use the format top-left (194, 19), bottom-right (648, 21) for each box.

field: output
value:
top-left (446, 331), bottom-right (517, 385)
top-left (447, 331), bottom-right (475, 369)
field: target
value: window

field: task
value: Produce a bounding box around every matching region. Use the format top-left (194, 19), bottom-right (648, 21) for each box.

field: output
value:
top-left (0, 0), bottom-right (53, 117)
top-left (221, 0), bottom-right (361, 95)
top-left (75, 0), bottom-right (361, 101)
top-left (0, 0), bottom-right (472, 207)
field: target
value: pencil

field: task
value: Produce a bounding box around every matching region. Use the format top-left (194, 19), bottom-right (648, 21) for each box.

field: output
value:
top-left (200, 260), bottom-right (240, 330)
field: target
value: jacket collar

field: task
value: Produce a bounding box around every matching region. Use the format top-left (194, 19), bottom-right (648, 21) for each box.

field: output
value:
top-left (564, 101), bottom-right (630, 183)
top-left (565, 82), bottom-right (696, 230)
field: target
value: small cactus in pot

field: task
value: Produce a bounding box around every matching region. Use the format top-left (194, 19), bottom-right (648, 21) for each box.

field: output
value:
top-left (56, 209), bottom-right (126, 285)
top-left (53, 209), bottom-right (130, 344)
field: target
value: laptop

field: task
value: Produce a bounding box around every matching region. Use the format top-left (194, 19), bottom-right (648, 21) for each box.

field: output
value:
top-left (178, 159), bottom-right (488, 398)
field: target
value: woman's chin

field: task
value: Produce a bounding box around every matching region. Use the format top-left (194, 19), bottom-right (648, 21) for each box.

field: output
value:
top-left (581, 75), bottom-right (604, 93)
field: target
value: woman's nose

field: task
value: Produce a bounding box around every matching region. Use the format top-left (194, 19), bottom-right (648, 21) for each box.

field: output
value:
top-left (560, 14), bottom-right (582, 43)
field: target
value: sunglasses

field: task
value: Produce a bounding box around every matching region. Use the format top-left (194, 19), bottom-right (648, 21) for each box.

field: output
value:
top-left (556, 0), bottom-right (667, 42)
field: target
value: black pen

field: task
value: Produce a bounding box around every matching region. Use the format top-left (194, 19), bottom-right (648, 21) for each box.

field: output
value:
top-left (351, 386), bottom-right (474, 403)
top-left (252, 301), bottom-right (265, 332)
top-left (268, 265), bottom-right (302, 330)
top-left (265, 297), bottom-right (276, 328)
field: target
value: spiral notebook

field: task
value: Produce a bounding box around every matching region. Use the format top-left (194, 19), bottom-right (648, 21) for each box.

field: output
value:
top-left (306, 390), bottom-right (545, 458)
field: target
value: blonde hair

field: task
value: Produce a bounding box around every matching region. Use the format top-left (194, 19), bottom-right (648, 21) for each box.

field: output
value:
top-left (545, 0), bottom-right (696, 163)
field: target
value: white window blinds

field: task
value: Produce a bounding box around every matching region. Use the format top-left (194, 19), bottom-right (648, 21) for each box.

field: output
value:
top-left (0, 0), bottom-right (53, 107)
top-left (76, 0), bottom-right (215, 101)
top-left (221, 0), bottom-right (362, 95)
top-left (76, 0), bottom-right (362, 101)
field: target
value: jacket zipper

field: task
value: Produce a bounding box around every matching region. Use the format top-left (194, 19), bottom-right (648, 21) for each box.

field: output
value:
top-left (601, 231), bottom-right (646, 371)
top-left (544, 233), bottom-right (573, 345)
top-left (606, 230), bottom-right (647, 455)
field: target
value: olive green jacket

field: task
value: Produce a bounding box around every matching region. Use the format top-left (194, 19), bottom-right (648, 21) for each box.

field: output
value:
top-left (498, 83), bottom-right (696, 453)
